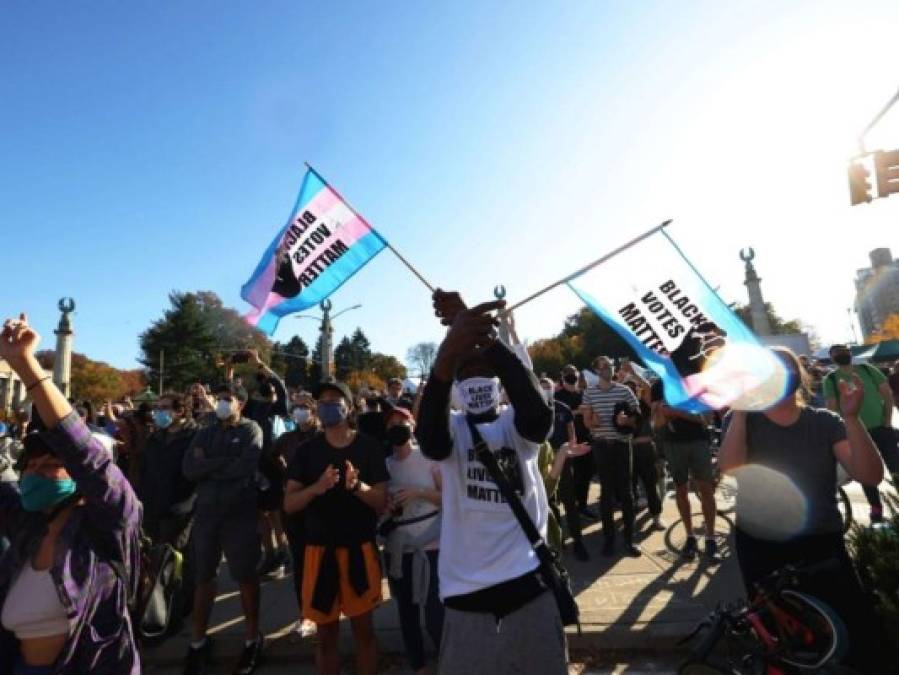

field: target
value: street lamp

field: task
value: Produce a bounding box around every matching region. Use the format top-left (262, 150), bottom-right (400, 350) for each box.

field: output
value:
top-left (295, 301), bottom-right (362, 381)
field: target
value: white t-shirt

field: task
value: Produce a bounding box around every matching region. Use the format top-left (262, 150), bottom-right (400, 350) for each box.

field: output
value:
top-left (386, 445), bottom-right (441, 550)
top-left (437, 406), bottom-right (547, 599)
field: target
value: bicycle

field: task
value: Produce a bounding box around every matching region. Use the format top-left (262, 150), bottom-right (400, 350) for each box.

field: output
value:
top-left (678, 560), bottom-right (853, 674)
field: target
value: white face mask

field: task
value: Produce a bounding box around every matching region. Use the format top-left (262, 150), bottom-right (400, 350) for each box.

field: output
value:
top-left (215, 399), bottom-right (236, 420)
top-left (540, 387), bottom-right (555, 406)
top-left (292, 408), bottom-right (310, 425)
top-left (457, 377), bottom-right (500, 415)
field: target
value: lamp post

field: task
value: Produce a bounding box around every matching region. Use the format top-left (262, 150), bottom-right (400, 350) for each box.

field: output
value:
top-left (296, 301), bottom-right (362, 381)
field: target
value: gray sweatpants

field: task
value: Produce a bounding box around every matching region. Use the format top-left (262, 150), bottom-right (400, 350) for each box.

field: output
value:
top-left (438, 590), bottom-right (568, 675)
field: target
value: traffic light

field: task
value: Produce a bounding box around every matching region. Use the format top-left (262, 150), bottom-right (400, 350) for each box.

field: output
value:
top-left (875, 149), bottom-right (899, 198)
top-left (848, 161), bottom-right (873, 205)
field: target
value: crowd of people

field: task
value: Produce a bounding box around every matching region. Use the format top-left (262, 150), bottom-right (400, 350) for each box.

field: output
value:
top-left (0, 299), bottom-right (895, 674)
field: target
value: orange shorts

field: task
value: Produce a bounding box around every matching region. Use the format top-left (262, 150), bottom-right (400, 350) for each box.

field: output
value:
top-left (302, 542), bottom-right (382, 625)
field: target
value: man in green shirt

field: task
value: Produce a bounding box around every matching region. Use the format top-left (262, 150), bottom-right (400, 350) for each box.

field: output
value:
top-left (824, 343), bottom-right (899, 522)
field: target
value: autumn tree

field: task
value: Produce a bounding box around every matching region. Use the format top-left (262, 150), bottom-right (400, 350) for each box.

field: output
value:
top-left (369, 353), bottom-right (407, 382)
top-left (866, 314), bottom-right (899, 344)
top-left (732, 302), bottom-right (803, 335)
top-left (36, 351), bottom-right (146, 402)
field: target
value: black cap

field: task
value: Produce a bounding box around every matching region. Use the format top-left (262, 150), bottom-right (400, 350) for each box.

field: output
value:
top-left (314, 381), bottom-right (354, 404)
top-left (215, 381), bottom-right (249, 402)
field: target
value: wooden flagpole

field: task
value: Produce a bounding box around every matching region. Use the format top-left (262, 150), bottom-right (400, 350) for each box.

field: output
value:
top-left (304, 162), bottom-right (435, 292)
top-left (504, 220), bottom-right (673, 313)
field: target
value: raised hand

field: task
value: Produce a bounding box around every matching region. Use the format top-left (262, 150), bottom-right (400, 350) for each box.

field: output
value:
top-left (0, 313), bottom-right (41, 369)
top-left (432, 289), bottom-right (468, 326)
top-left (838, 374), bottom-right (865, 419)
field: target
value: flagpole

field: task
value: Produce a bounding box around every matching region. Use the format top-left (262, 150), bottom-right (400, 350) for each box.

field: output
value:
top-left (304, 162), bottom-right (435, 293)
top-left (504, 219), bottom-right (672, 313)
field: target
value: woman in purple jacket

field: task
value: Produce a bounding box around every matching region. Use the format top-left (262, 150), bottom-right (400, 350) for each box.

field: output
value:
top-left (0, 313), bottom-right (142, 674)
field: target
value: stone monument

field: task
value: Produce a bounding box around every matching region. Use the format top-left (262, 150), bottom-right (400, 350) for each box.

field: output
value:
top-left (740, 248), bottom-right (773, 336)
top-left (53, 298), bottom-right (75, 398)
top-left (319, 299), bottom-right (334, 382)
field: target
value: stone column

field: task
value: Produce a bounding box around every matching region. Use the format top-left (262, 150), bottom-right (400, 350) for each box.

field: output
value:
top-left (319, 300), bottom-right (334, 382)
top-left (740, 249), bottom-right (773, 336)
top-left (53, 298), bottom-right (75, 398)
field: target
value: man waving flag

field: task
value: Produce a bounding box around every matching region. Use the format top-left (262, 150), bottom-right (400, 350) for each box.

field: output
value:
top-left (241, 167), bottom-right (387, 335)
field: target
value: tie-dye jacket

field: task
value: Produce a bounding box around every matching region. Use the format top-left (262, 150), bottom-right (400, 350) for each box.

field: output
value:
top-left (0, 412), bottom-right (142, 674)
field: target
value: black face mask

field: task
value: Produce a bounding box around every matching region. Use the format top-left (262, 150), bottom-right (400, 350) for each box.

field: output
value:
top-left (563, 374), bottom-right (578, 386)
top-left (386, 425), bottom-right (412, 447)
top-left (833, 353), bottom-right (852, 366)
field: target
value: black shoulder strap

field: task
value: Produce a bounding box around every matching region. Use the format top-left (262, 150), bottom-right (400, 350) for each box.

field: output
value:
top-left (466, 418), bottom-right (544, 550)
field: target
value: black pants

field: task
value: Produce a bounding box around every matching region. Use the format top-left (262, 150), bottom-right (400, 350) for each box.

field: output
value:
top-left (861, 426), bottom-right (899, 512)
top-left (552, 452), bottom-right (582, 542)
top-left (593, 439), bottom-right (634, 542)
top-left (386, 550), bottom-right (444, 671)
top-left (283, 513), bottom-right (305, 611)
top-left (735, 528), bottom-right (886, 674)
top-left (632, 441), bottom-right (662, 517)
top-left (571, 452), bottom-right (594, 509)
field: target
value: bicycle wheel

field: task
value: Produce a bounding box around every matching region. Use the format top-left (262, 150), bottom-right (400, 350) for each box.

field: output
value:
top-left (773, 590), bottom-right (849, 670)
top-left (836, 487), bottom-right (853, 534)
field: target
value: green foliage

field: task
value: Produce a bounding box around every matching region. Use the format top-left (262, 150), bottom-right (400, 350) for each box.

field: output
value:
top-left (848, 477), bottom-right (899, 662)
top-left (36, 351), bottom-right (146, 402)
top-left (369, 352), bottom-right (406, 382)
top-left (529, 307), bottom-right (634, 377)
top-left (139, 291), bottom-right (271, 392)
top-left (271, 335), bottom-right (311, 389)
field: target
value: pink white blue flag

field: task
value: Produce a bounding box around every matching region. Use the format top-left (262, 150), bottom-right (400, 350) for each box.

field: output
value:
top-left (568, 229), bottom-right (787, 412)
top-left (241, 167), bottom-right (387, 335)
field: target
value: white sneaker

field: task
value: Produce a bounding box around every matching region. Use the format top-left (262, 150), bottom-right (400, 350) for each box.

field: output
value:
top-left (298, 620), bottom-right (317, 638)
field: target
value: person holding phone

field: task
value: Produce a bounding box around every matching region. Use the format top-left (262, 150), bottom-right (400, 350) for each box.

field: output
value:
top-left (283, 382), bottom-right (388, 675)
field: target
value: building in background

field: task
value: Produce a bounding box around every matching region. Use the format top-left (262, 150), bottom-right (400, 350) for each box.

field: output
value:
top-left (0, 359), bottom-right (24, 417)
top-left (855, 248), bottom-right (899, 340)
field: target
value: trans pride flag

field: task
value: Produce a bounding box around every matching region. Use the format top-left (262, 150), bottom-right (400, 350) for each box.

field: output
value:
top-left (241, 167), bottom-right (387, 335)
top-left (568, 229), bottom-right (786, 412)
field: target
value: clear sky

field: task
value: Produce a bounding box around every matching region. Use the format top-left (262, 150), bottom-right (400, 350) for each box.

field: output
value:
top-left (3, 1), bottom-right (899, 371)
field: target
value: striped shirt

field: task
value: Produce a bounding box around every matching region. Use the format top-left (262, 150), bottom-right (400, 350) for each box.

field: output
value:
top-left (583, 383), bottom-right (639, 441)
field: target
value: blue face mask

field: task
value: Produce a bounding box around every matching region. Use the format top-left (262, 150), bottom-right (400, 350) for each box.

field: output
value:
top-left (19, 474), bottom-right (77, 512)
top-left (317, 401), bottom-right (348, 428)
top-left (152, 410), bottom-right (173, 429)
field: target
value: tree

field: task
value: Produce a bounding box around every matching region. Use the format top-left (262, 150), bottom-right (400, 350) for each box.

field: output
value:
top-left (349, 328), bottom-right (372, 371)
top-left (346, 370), bottom-right (385, 394)
top-left (369, 353), bottom-right (407, 382)
top-left (309, 333), bottom-right (324, 383)
top-left (333, 336), bottom-right (354, 381)
top-left (139, 291), bottom-right (271, 392)
top-left (271, 335), bottom-right (311, 388)
top-left (406, 342), bottom-right (438, 377)
top-left (36, 351), bottom-right (146, 402)
top-left (866, 314), bottom-right (899, 344)
top-left (733, 302), bottom-right (803, 335)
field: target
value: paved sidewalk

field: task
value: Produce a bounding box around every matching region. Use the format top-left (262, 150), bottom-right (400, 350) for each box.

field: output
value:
top-left (142, 483), bottom-right (876, 674)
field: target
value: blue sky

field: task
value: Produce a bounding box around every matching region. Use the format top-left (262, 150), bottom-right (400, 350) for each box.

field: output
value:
top-left (3, 1), bottom-right (899, 371)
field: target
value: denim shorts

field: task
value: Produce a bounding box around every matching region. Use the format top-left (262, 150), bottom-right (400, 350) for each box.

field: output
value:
top-left (665, 439), bottom-right (714, 486)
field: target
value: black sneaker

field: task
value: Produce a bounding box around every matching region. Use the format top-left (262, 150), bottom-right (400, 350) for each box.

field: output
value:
top-left (572, 540), bottom-right (590, 561)
top-left (681, 535), bottom-right (698, 561)
top-left (623, 542), bottom-right (642, 558)
top-left (704, 538), bottom-right (722, 564)
top-left (234, 633), bottom-right (264, 675)
top-left (601, 539), bottom-right (615, 557)
top-left (183, 637), bottom-right (213, 675)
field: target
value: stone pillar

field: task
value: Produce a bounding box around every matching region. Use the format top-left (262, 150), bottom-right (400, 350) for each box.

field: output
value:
top-left (53, 298), bottom-right (75, 398)
top-left (319, 300), bottom-right (334, 382)
top-left (740, 249), bottom-right (773, 336)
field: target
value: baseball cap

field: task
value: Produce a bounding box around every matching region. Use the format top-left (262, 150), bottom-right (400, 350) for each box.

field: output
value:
top-left (314, 381), bottom-right (354, 404)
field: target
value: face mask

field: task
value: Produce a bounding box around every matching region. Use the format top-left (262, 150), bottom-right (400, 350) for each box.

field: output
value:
top-left (19, 474), bottom-right (77, 512)
top-left (152, 410), bottom-right (173, 429)
top-left (563, 373), bottom-right (578, 386)
top-left (457, 377), bottom-right (500, 415)
top-left (833, 353), bottom-right (851, 366)
top-left (541, 387), bottom-right (555, 406)
top-left (318, 401), bottom-right (348, 428)
top-left (215, 400), bottom-right (236, 420)
top-left (386, 424), bottom-right (412, 446)
top-left (292, 408), bottom-right (310, 425)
